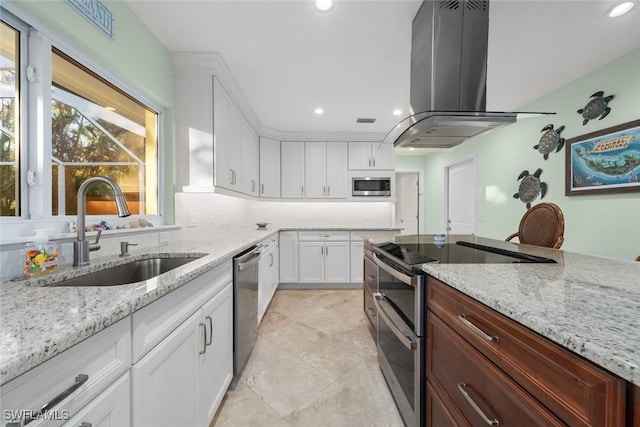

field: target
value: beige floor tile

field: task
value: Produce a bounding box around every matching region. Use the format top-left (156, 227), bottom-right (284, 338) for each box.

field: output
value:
top-left (240, 335), bottom-right (291, 379)
top-left (213, 382), bottom-right (289, 427)
top-left (244, 356), bottom-right (334, 417)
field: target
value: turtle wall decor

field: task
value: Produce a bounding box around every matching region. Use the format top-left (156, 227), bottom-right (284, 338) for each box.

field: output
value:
top-left (577, 91), bottom-right (614, 125)
top-left (513, 168), bottom-right (547, 209)
top-left (534, 124), bottom-right (565, 160)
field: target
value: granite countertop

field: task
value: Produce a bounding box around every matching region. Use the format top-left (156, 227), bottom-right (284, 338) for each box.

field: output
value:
top-left (0, 226), bottom-right (399, 385)
top-left (392, 235), bottom-right (640, 386)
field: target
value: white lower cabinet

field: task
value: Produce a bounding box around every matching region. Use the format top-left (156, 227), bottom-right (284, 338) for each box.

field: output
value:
top-left (63, 372), bottom-right (130, 427)
top-left (324, 241), bottom-right (351, 282)
top-left (279, 231), bottom-right (299, 283)
top-left (298, 241), bottom-right (325, 283)
top-left (131, 262), bottom-right (233, 427)
top-left (258, 237), bottom-right (279, 322)
top-left (350, 241), bottom-right (364, 283)
top-left (298, 232), bottom-right (351, 283)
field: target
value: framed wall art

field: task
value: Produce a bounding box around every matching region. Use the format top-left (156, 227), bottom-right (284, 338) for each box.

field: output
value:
top-left (566, 119), bottom-right (640, 196)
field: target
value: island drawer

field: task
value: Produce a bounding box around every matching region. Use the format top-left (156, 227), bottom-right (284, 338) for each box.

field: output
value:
top-left (427, 312), bottom-right (565, 426)
top-left (298, 231), bottom-right (350, 241)
top-left (427, 277), bottom-right (626, 427)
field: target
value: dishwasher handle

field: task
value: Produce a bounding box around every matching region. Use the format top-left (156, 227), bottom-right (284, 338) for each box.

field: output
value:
top-left (237, 249), bottom-right (261, 271)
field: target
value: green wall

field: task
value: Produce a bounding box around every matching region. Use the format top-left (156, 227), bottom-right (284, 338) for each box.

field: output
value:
top-left (7, 0), bottom-right (176, 222)
top-left (404, 48), bottom-right (640, 261)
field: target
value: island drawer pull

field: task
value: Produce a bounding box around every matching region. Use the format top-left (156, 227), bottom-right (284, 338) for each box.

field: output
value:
top-left (458, 383), bottom-right (499, 425)
top-left (23, 374), bottom-right (89, 425)
top-left (458, 314), bottom-right (498, 342)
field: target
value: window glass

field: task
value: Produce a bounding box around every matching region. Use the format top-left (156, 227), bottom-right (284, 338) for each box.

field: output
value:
top-left (51, 49), bottom-right (158, 216)
top-left (0, 21), bottom-right (20, 216)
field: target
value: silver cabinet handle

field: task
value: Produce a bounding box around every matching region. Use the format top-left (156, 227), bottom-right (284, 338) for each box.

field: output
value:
top-left (199, 323), bottom-right (207, 354)
top-left (205, 316), bottom-right (213, 347)
top-left (79, 423), bottom-right (92, 427)
top-left (373, 158), bottom-right (376, 167)
top-left (458, 314), bottom-right (498, 342)
top-left (23, 374), bottom-right (89, 425)
top-left (269, 253), bottom-right (274, 267)
top-left (320, 245), bottom-right (323, 256)
top-left (457, 383), bottom-right (499, 425)
top-left (229, 169), bottom-right (234, 185)
top-left (327, 186), bottom-right (330, 196)
top-left (261, 183), bottom-right (264, 194)
top-left (251, 180), bottom-right (256, 192)
top-left (368, 158), bottom-right (372, 167)
top-left (301, 185), bottom-right (304, 196)
top-left (325, 245), bottom-right (328, 256)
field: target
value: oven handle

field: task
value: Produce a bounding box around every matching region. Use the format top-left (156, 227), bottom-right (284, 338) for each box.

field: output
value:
top-left (373, 253), bottom-right (418, 287)
top-left (373, 293), bottom-right (417, 350)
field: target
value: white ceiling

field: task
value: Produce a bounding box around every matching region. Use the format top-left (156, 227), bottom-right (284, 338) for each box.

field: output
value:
top-left (126, 0), bottom-right (640, 140)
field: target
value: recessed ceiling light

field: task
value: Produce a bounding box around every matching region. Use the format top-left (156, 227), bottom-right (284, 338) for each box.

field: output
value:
top-left (314, 107), bottom-right (324, 115)
top-left (315, 0), bottom-right (334, 12)
top-left (105, 106), bottom-right (116, 111)
top-left (609, 1), bottom-right (634, 17)
top-left (393, 109), bottom-right (403, 116)
top-left (409, 147), bottom-right (416, 151)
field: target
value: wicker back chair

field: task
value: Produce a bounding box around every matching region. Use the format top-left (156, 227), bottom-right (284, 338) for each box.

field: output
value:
top-left (506, 202), bottom-right (565, 249)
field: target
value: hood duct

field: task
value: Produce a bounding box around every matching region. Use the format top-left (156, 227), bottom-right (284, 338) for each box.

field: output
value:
top-left (385, 0), bottom-right (545, 149)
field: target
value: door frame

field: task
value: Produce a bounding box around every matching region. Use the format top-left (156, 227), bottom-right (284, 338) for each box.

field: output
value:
top-left (443, 154), bottom-right (476, 234)
top-left (394, 169), bottom-right (424, 235)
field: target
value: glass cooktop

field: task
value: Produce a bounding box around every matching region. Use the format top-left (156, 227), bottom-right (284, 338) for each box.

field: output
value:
top-left (375, 240), bottom-right (557, 268)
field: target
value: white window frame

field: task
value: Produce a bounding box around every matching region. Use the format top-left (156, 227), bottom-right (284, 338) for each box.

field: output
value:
top-left (0, 6), bottom-right (165, 240)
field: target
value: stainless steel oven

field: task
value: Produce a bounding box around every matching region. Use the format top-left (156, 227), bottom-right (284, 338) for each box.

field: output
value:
top-left (373, 252), bottom-right (425, 427)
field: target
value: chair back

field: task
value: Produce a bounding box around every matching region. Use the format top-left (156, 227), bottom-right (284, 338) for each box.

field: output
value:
top-left (517, 202), bottom-right (565, 249)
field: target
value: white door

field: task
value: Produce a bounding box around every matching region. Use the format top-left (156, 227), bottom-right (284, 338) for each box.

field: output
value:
top-left (349, 241), bottom-right (364, 283)
top-left (279, 231), bottom-right (299, 283)
top-left (304, 142), bottom-right (326, 198)
top-left (213, 78), bottom-right (231, 188)
top-left (199, 285), bottom-right (233, 427)
top-left (242, 122), bottom-right (259, 196)
top-left (281, 141), bottom-right (305, 198)
top-left (298, 241), bottom-right (324, 283)
top-left (227, 104), bottom-right (243, 190)
top-left (132, 310), bottom-right (200, 427)
top-left (325, 142), bottom-right (348, 198)
top-left (63, 372), bottom-right (130, 427)
top-left (324, 241), bottom-right (350, 282)
top-left (395, 172), bottom-right (419, 235)
top-left (446, 158), bottom-right (476, 235)
top-left (259, 137), bottom-right (280, 198)
top-left (371, 143), bottom-right (395, 170)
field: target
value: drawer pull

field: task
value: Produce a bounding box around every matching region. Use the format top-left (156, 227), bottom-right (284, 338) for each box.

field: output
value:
top-left (458, 314), bottom-right (498, 342)
top-left (23, 374), bottom-right (89, 425)
top-left (457, 383), bottom-right (500, 426)
top-left (205, 316), bottom-right (213, 347)
top-left (366, 275), bottom-right (376, 282)
top-left (366, 307), bottom-right (376, 316)
top-left (80, 423), bottom-right (93, 427)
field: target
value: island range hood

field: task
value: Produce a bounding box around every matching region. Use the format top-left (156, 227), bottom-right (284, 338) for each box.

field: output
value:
top-left (384, 0), bottom-right (536, 149)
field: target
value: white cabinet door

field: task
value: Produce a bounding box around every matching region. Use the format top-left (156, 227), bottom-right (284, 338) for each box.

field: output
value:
top-left (258, 249), bottom-right (271, 321)
top-left (304, 142), bottom-right (326, 198)
top-left (298, 241), bottom-right (324, 283)
top-left (63, 372), bottom-right (130, 427)
top-left (227, 103), bottom-right (244, 191)
top-left (371, 142), bottom-right (395, 170)
top-left (213, 77), bottom-right (232, 189)
top-left (132, 310), bottom-right (200, 427)
top-left (259, 137), bottom-right (281, 198)
top-left (348, 142), bottom-right (372, 170)
top-left (281, 141), bottom-right (305, 198)
top-left (242, 122), bottom-right (259, 196)
top-left (279, 231), bottom-right (299, 283)
top-left (350, 241), bottom-right (364, 283)
top-left (199, 284), bottom-right (233, 427)
top-left (325, 142), bottom-right (348, 198)
top-left (324, 241), bottom-right (351, 283)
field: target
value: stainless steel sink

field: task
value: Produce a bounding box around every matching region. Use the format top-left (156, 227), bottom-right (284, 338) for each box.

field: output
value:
top-left (51, 256), bottom-right (203, 287)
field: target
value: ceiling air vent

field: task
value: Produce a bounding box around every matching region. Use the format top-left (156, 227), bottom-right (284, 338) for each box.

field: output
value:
top-left (356, 118), bottom-right (376, 124)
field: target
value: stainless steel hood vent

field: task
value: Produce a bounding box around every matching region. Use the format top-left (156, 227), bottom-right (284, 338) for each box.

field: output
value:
top-left (385, 0), bottom-right (545, 148)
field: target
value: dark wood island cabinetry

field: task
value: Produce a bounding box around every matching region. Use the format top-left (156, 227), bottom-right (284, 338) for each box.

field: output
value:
top-left (426, 276), bottom-right (629, 427)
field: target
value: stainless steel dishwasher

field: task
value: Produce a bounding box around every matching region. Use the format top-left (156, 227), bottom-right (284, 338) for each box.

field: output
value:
top-left (232, 246), bottom-right (261, 376)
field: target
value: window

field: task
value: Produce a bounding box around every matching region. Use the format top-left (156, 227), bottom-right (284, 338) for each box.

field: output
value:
top-left (0, 20), bottom-right (20, 216)
top-left (51, 50), bottom-right (158, 216)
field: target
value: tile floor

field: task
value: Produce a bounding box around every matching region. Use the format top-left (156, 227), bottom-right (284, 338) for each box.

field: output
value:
top-left (213, 289), bottom-right (404, 427)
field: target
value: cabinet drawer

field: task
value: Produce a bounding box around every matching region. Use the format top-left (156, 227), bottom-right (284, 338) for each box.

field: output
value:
top-left (363, 286), bottom-right (377, 331)
top-left (349, 232), bottom-right (364, 241)
top-left (363, 240), bottom-right (375, 261)
top-left (298, 231), bottom-right (350, 241)
top-left (428, 312), bottom-right (565, 427)
top-left (132, 260), bottom-right (232, 362)
top-left (0, 318), bottom-right (130, 427)
top-left (427, 277), bottom-right (626, 427)
top-left (363, 256), bottom-right (377, 293)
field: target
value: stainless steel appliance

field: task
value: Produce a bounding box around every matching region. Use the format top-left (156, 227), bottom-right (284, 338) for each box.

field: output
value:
top-left (352, 176), bottom-right (391, 197)
top-left (383, 0), bottom-right (552, 150)
top-left (232, 246), bottom-right (262, 376)
top-left (373, 238), bottom-right (556, 426)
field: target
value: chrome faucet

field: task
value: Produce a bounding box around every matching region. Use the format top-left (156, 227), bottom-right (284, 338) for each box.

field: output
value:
top-left (74, 176), bottom-right (131, 266)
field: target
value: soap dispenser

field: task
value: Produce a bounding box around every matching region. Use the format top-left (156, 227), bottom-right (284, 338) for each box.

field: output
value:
top-left (24, 229), bottom-right (58, 276)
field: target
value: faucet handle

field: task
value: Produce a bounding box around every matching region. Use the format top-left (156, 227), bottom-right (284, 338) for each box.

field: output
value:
top-left (89, 229), bottom-right (102, 252)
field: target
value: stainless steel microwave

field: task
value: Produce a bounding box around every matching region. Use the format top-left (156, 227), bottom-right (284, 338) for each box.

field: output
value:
top-left (352, 176), bottom-right (391, 197)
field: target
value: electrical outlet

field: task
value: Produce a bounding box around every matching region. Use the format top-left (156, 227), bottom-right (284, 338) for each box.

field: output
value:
top-left (158, 232), bottom-right (170, 244)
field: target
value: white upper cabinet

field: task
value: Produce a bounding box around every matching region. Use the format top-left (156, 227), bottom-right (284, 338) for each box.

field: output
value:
top-left (348, 142), bottom-right (395, 170)
top-left (259, 137), bottom-right (281, 198)
top-left (304, 142), bottom-right (348, 199)
top-left (281, 141), bottom-right (305, 198)
top-left (242, 121), bottom-right (259, 196)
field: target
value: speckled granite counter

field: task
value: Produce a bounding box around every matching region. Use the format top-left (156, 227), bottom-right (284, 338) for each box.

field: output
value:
top-left (366, 235), bottom-right (640, 385)
top-left (0, 226), bottom-right (399, 385)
